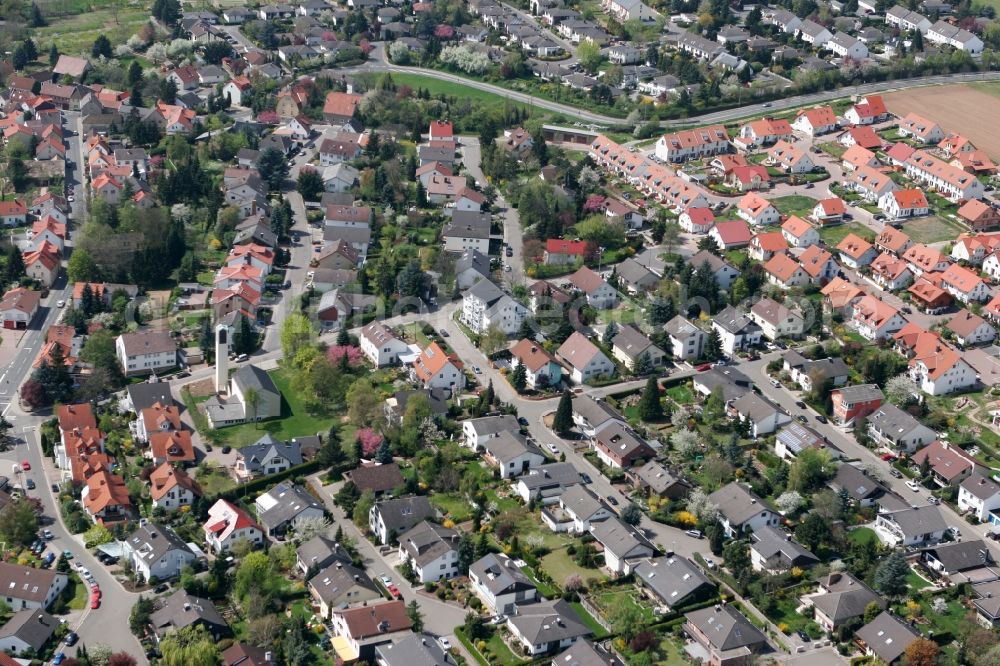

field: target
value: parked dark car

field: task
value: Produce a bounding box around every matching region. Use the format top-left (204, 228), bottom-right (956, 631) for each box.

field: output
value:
top-left (815, 415), bottom-right (828, 424)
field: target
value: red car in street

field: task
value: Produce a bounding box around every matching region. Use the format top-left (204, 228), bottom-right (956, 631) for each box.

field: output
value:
top-left (880, 453), bottom-right (897, 461)
top-left (90, 597), bottom-right (100, 610)
top-left (696, 363), bottom-right (712, 372)
top-left (20, 461), bottom-right (30, 471)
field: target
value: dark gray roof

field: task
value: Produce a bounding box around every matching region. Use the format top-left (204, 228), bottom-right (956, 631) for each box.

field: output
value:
top-left (464, 279), bottom-right (506, 305)
top-left (590, 517), bottom-right (654, 559)
top-left (232, 364), bottom-right (280, 399)
top-left (516, 462), bottom-right (582, 492)
top-left (125, 523), bottom-right (192, 565)
top-left (732, 392), bottom-right (785, 423)
top-left (375, 633), bottom-right (456, 666)
top-left (855, 612), bottom-right (919, 664)
top-left (684, 605), bottom-right (767, 652)
top-left (126, 381), bottom-right (175, 413)
top-left (708, 483), bottom-right (776, 528)
top-left (921, 540), bottom-right (993, 573)
top-left (812, 572), bottom-right (883, 624)
top-left (296, 535), bottom-right (352, 572)
top-left (238, 436), bottom-right (303, 473)
top-left (777, 422), bottom-right (829, 456)
top-left (960, 473), bottom-right (1000, 501)
top-left (150, 591), bottom-right (229, 637)
top-left (615, 258), bottom-right (659, 289)
top-left (455, 249), bottom-right (491, 278)
top-left (551, 640), bottom-right (624, 666)
top-left (632, 460), bottom-right (689, 495)
top-left (664, 315), bottom-right (704, 340)
top-left (832, 383), bottom-right (884, 404)
top-left (713, 306), bottom-right (760, 336)
top-left (694, 367), bottom-right (753, 401)
top-left (867, 403), bottom-right (932, 438)
top-left (633, 556), bottom-right (715, 607)
top-left (0, 609), bottom-right (58, 650)
top-left (750, 526), bottom-right (819, 568)
top-left (399, 520), bottom-right (459, 568)
top-left (467, 414), bottom-right (519, 437)
top-left (572, 395), bottom-right (624, 428)
top-left (483, 430), bottom-right (544, 465)
top-left (831, 464), bottom-right (887, 501)
top-left (507, 599), bottom-right (592, 645)
top-left (372, 496), bottom-right (435, 533)
top-left (256, 483), bottom-right (323, 531)
top-left (883, 505), bottom-right (949, 538)
top-left (611, 325), bottom-right (659, 361)
top-left (469, 553), bottom-right (535, 596)
top-left (308, 560), bottom-right (379, 607)
top-left (390, 389), bottom-right (449, 417)
top-left (446, 210), bottom-right (491, 237)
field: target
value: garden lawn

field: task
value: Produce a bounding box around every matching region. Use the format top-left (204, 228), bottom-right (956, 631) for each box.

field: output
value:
top-left (902, 215), bottom-right (966, 243)
top-left (817, 142), bottom-right (847, 159)
top-left (520, 564), bottom-right (560, 599)
top-left (540, 548), bottom-right (607, 587)
top-left (819, 222), bottom-right (874, 246)
top-left (430, 493), bottom-right (473, 522)
top-left (66, 577), bottom-right (88, 610)
top-left (376, 73), bottom-right (540, 113)
top-left (771, 195), bottom-right (818, 219)
top-left (193, 465), bottom-right (237, 496)
top-left (456, 626), bottom-right (528, 666)
top-left (848, 526), bottom-right (879, 546)
top-left (666, 384), bottom-right (695, 405)
top-left (592, 589), bottom-right (655, 624)
top-left (765, 594), bottom-right (816, 636)
top-left (569, 602), bottom-right (610, 638)
top-left (906, 569), bottom-right (932, 591)
top-left (656, 638), bottom-right (693, 666)
top-left (212, 368), bottom-right (338, 446)
top-left (35, 3), bottom-right (149, 55)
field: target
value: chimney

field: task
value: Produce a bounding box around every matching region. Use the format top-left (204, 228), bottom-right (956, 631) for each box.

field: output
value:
top-left (264, 651), bottom-right (272, 664)
top-left (184, 603), bottom-right (191, 611)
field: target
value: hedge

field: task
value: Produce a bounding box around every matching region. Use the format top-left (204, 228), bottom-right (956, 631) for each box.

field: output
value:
top-left (209, 459), bottom-right (325, 503)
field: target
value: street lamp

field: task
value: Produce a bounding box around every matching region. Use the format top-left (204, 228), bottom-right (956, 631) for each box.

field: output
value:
top-left (597, 246), bottom-right (605, 275)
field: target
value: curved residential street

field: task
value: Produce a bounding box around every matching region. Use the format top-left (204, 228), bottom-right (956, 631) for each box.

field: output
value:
top-left (346, 46), bottom-right (1000, 128)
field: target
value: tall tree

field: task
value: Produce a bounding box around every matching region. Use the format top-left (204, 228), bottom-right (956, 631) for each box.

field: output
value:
top-left (511, 363), bottom-right (527, 393)
top-left (637, 376), bottom-right (663, 421)
top-left (91, 34), bottom-right (113, 59)
top-left (553, 390), bottom-right (573, 435)
top-left (257, 148), bottom-right (290, 190)
top-left (873, 551), bottom-right (909, 598)
top-left (30, 3), bottom-right (46, 27)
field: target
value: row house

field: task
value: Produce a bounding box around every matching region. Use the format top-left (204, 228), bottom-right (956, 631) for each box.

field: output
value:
top-left (926, 19), bottom-right (984, 54)
top-left (653, 124), bottom-right (730, 163)
top-left (898, 113), bottom-right (945, 144)
top-left (904, 150), bottom-right (985, 202)
top-left (852, 295), bottom-right (907, 340)
top-left (846, 165), bottom-right (897, 202)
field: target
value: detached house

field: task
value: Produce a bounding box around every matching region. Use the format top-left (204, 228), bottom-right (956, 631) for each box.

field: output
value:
top-left (852, 295), bottom-right (907, 341)
top-left (736, 192), bottom-right (780, 226)
top-left (510, 338), bottom-right (563, 389)
top-left (836, 233), bottom-right (878, 269)
top-left (830, 384), bottom-right (884, 426)
top-left (708, 483), bottom-right (780, 538)
top-left (567, 266), bottom-right (618, 309)
top-left (557, 332), bottom-right (615, 384)
top-left (867, 403), bottom-right (936, 453)
top-left (203, 499), bottom-right (264, 553)
top-left (461, 279), bottom-right (527, 336)
top-left (663, 315), bottom-right (707, 360)
top-left (781, 215), bottom-right (820, 248)
top-left (792, 106), bottom-right (838, 136)
top-left (397, 521), bottom-right (460, 583)
top-left (412, 342), bottom-right (465, 392)
top-left (469, 553), bottom-right (538, 615)
top-left (593, 422), bottom-right (655, 469)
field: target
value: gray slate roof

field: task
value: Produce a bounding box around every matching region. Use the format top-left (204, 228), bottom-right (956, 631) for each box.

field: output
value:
top-left (469, 553), bottom-right (535, 596)
top-left (633, 556), bottom-right (715, 607)
top-left (830, 463), bottom-right (887, 502)
top-left (855, 612), bottom-right (919, 664)
top-left (516, 462), bottom-right (583, 492)
top-left (0, 609), bottom-right (58, 651)
top-left (811, 572), bottom-right (883, 624)
top-left (708, 483), bottom-right (776, 528)
top-left (150, 591), bottom-right (228, 637)
top-left (399, 520), bottom-right (459, 568)
top-left (882, 505), bottom-right (949, 539)
top-left (372, 496), bottom-right (435, 534)
top-left (296, 535), bottom-right (352, 572)
top-left (551, 640), bottom-right (624, 666)
top-left (750, 526), bottom-right (819, 568)
top-left (507, 599), bottom-right (592, 645)
top-left (684, 604), bottom-right (767, 652)
top-left (375, 633), bottom-right (456, 666)
top-left (921, 539), bottom-right (993, 573)
top-left (256, 483), bottom-right (324, 532)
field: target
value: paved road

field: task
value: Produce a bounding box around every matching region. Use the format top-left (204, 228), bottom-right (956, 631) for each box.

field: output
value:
top-left (741, 353), bottom-right (1000, 552)
top-left (457, 137), bottom-right (527, 289)
top-left (307, 474), bottom-right (473, 659)
top-left (347, 48), bottom-right (1000, 128)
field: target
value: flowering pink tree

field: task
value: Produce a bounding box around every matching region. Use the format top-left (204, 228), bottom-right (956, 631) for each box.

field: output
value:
top-left (357, 428), bottom-right (383, 457)
top-left (583, 194), bottom-right (606, 212)
top-left (327, 345), bottom-right (364, 367)
top-left (359, 39), bottom-right (373, 54)
top-left (257, 111), bottom-right (279, 125)
top-left (434, 25), bottom-right (455, 39)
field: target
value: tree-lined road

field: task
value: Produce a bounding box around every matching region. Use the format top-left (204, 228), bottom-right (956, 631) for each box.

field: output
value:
top-left (349, 46), bottom-right (1000, 128)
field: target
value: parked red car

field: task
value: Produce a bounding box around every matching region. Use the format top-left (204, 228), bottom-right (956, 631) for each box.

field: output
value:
top-left (880, 453), bottom-right (897, 461)
top-left (696, 363), bottom-right (712, 372)
top-left (90, 597), bottom-right (100, 610)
